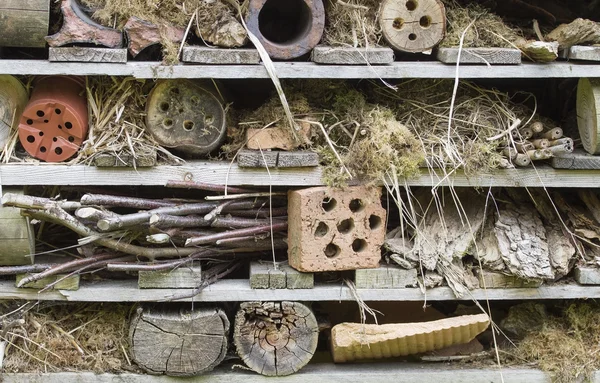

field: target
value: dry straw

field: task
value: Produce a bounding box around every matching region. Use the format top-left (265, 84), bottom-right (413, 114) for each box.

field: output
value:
top-left (323, 0), bottom-right (383, 47)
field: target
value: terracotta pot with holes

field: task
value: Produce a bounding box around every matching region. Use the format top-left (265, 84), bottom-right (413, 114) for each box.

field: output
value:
top-left (18, 76), bottom-right (88, 162)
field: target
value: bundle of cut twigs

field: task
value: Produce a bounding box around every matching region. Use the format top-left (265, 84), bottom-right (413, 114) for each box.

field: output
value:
top-left (502, 122), bottom-right (574, 167)
top-left (0, 182), bottom-right (287, 291)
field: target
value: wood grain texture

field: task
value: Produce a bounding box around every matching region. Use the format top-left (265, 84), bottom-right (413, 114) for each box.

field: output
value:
top-left (436, 48), bottom-right (522, 65)
top-left (563, 46), bottom-right (600, 62)
top-left (48, 47), bottom-right (127, 63)
top-left (234, 301), bottom-right (318, 376)
top-left (0, 0), bottom-right (50, 48)
top-left (238, 150), bottom-right (319, 168)
top-left (250, 262), bottom-right (314, 289)
top-left (182, 47), bottom-right (260, 64)
top-left (331, 314), bottom-right (490, 362)
top-left (15, 273), bottom-right (79, 290)
top-left (0, 188), bottom-right (35, 266)
top-left (355, 265), bottom-right (418, 289)
top-left (138, 266), bottom-right (202, 289)
top-left (311, 46), bottom-right (394, 65)
top-left (0, 60), bottom-right (599, 79)
top-left (577, 78), bottom-right (600, 154)
top-left (551, 150), bottom-right (600, 169)
top-left (130, 306), bottom-right (229, 376)
top-left (5, 279), bottom-right (600, 302)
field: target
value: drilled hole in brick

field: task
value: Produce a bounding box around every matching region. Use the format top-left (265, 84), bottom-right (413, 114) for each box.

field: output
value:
top-left (349, 199), bottom-right (364, 212)
top-left (369, 215), bottom-right (382, 230)
top-left (315, 222), bottom-right (329, 237)
top-left (325, 243), bottom-right (340, 258)
top-left (44, 120), bottom-right (49, 123)
top-left (352, 239), bottom-right (367, 252)
top-left (58, 125), bottom-right (63, 129)
top-left (322, 197), bottom-right (337, 212)
top-left (337, 218), bottom-right (354, 234)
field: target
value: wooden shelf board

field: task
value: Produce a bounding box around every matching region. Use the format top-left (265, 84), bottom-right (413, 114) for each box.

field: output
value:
top-left (0, 162), bottom-right (599, 187)
top-left (3, 364), bottom-right (599, 383)
top-left (1, 279), bottom-right (599, 302)
top-left (1, 60), bottom-right (600, 78)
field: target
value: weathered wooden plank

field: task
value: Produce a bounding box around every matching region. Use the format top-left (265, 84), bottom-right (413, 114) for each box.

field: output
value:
top-left (0, 1), bottom-right (50, 48)
top-left (311, 46), bottom-right (394, 65)
top-left (49, 47), bottom-right (128, 63)
top-left (561, 45), bottom-right (600, 62)
top-left (15, 273), bottom-right (79, 290)
top-left (575, 266), bottom-right (600, 285)
top-left (436, 48), bottom-right (522, 65)
top-left (551, 150), bottom-right (600, 169)
top-left (477, 271), bottom-right (542, 288)
top-left (250, 262), bottom-right (314, 289)
top-left (182, 47), bottom-right (260, 64)
top-left (0, 188), bottom-right (35, 266)
top-left (138, 266), bottom-right (202, 289)
top-left (1, 60), bottom-right (600, 79)
top-left (93, 152), bottom-right (157, 167)
top-left (355, 265), bottom-right (418, 289)
top-left (238, 149), bottom-right (319, 168)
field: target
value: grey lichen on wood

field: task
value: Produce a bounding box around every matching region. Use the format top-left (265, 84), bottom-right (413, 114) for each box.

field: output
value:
top-left (182, 47), bottom-right (260, 64)
top-left (551, 150), bottom-right (600, 169)
top-left (48, 47), bottom-right (127, 63)
top-left (237, 149), bottom-right (319, 168)
top-left (93, 151), bottom-right (157, 168)
top-left (436, 48), bottom-right (522, 65)
top-left (234, 301), bottom-right (318, 376)
top-left (355, 265), bottom-right (418, 289)
top-left (15, 273), bottom-right (79, 290)
top-left (311, 46), bottom-right (394, 65)
top-left (250, 262), bottom-right (314, 289)
top-left (574, 266), bottom-right (600, 285)
top-left (130, 306), bottom-right (229, 376)
top-left (138, 266), bottom-right (202, 289)
top-left (561, 46), bottom-right (600, 62)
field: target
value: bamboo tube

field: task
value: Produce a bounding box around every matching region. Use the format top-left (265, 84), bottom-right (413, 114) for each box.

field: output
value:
top-left (540, 128), bottom-right (563, 140)
top-left (531, 139), bottom-right (550, 149)
top-left (530, 121), bottom-right (544, 133)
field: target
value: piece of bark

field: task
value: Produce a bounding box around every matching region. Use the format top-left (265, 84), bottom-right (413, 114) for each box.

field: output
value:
top-left (473, 218), bottom-right (505, 272)
top-left (518, 40), bottom-right (559, 62)
top-left (546, 18), bottom-right (600, 50)
top-left (330, 314), bottom-right (490, 363)
top-left (578, 190), bottom-right (600, 224)
top-left (124, 17), bottom-right (185, 57)
top-left (130, 306), bottom-right (229, 376)
top-left (423, 271), bottom-right (445, 288)
top-left (246, 122), bottom-right (311, 151)
top-left (311, 46), bottom-right (394, 65)
top-left (182, 47), bottom-right (260, 64)
top-left (554, 193), bottom-right (600, 241)
top-left (45, 0), bottom-right (123, 48)
top-left (494, 204), bottom-right (554, 280)
top-left (546, 226), bottom-right (576, 279)
top-left (234, 301), bottom-right (318, 376)
top-left (436, 48), bottom-right (521, 65)
top-left (138, 266), bottom-right (202, 289)
top-left (355, 265), bottom-right (418, 288)
top-left (48, 47), bottom-right (127, 63)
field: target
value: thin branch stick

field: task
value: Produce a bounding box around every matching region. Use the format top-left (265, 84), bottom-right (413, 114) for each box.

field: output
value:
top-left (186, 222), bottom-right (288, 246)
top-left (0, 264), bottom-right (54, 276)
top-left (80, 194), bottom-right (176, 209)
top-left (487, 119), bottom-right (522, 141)
top-left (1, 194), bottom-right (81, 211)
top-left (149, 214), bottom-right (211, 228)
top-left (216, 237), bottom-right (288, 249)
top-left (205, 192), bottom-right (285, 201)
top-left (165, 180), bottom-right (255, 194)
top-left (204, 200), bottom-right (235, 221)
top-left (211, 216), bottom-right (284, 229)
top-left (226, 208), bottom-right (287, 218)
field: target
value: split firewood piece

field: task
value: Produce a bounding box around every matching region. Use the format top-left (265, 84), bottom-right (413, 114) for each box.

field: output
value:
top-left (130, 306), bottom-right (230, 376)
top-left (546, 18), bottom-right (600, 50)
top-left (379, 0), bottom-right (446, 53)
top-left (577, 78), bottom-right (600, 154)
top-left (234, 301), bottom-right (318, 376)
top-left (45, 0), bottom-right (123, 48)
top-left (124, 16), bottom-right (185, 57)
top-left (330, 314), bottom-right (490, 363)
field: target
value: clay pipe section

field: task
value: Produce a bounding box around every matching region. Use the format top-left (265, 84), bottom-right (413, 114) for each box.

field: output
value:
top-left (18, 76), bottom-right (88, 162)
top-left (245, 0), bottom-right (325, 60)
top-left (46, 0), bottom-right (123, 48)
top-left (145, 79), bottom-right (227, 157)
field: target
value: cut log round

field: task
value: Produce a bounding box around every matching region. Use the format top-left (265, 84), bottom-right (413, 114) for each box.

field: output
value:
top-left (233, 301), bottom-right (318, 376)
top-left (577, 78), bottom-right (600, 154)
top-left (0, 0), bottom-right (49, 48)
top-left (0, 187), bottom-right (35, 266)
top-left (0, 75), bottom-right (28, 150)
top-left (129, 305), bottom-right (230, 376)
top-left (145, 79), bottom-right (227, 157)
top-left (379, 0), bottom-right (446, 53)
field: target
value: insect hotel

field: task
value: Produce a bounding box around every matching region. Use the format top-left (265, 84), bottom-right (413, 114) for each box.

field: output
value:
top-left (0, 0), bottom-right (600, 381)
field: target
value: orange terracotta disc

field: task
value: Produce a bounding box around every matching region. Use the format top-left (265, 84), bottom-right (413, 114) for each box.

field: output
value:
top-left (18, 76), bottom-right (88, 162)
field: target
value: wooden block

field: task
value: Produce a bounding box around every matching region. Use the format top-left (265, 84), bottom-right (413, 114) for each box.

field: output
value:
top-left (93, 151), bottom-right (157, 167)
top-left (477, 271), bottom-right (542, 288)
top-left (574, 266), bottom-right (600, 285)
top-left (436, 48), bottom-right (522, 65)
top-left (550, 150), bottom-right (600, 169)
top-left (182, 47), bottom-right (260, 64)
top-left (355, 265), bottom-right (418, 289)
top-left (311, 46), bottom-right (394, 65)
top-left (563, 46), bottom-right (600, 62)
top-left (138, 266), bottom-right (202, 289)
top-left (331, 314), bottom-right (490, 362)
top-left (250, 262), bottom-right (314, 289)
top-left (16, 273), bottom-right (79, 290)
top-left (48, 47), bottom-right (128, 63)
top-left (237, 149), bottom-right (319, 168)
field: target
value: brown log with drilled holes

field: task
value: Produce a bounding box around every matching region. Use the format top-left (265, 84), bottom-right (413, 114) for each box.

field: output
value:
top-left (146, 79), bottom-right (227, 157)
top-left (0, 0), bottom-right (49, 48)
top-left (130, 306), bottom-right (230, 376)
top-left (45, 0), bottom-right (122, 48)
top-left (234, 301), bottom-right (318, 376)
top-left (379, 0), bottom-right (446, 53)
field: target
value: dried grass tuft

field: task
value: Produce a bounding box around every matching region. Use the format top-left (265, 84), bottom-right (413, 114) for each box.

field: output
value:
top-left (323, 0), bottom-right (383, 47)
top-left (1, 303), bottom-right (132, 373)
top-left (440, 0), bottom-right (523, 48)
